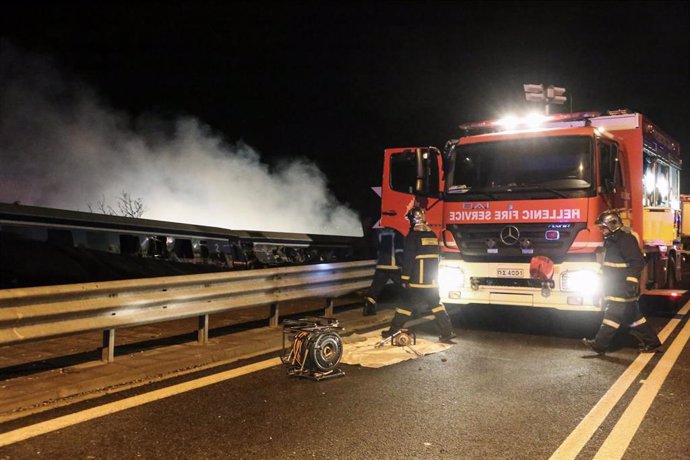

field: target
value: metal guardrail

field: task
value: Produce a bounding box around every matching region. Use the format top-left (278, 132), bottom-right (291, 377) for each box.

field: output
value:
top-left (0, 260), bottom-right (375, 362)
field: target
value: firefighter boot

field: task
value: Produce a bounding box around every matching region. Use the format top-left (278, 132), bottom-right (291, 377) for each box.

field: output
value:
top-left (581, 339), bottom-right (605, 355)
top-left (629, 320), bottom-right (663, 353)
top-left (583, 320), bottom-right (618, 355)
top-left (433, 306), bottom-right (456, 344)
top-left (381, 308), bottom-right (411, 338)
top-left (363, 298), bottom-right (377, 316)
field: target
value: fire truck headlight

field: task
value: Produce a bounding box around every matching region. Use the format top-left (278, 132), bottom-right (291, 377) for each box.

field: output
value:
top-left (438, 265), bottom-right (465, 294)
top-left (560, 270), bottom-right (600, 295)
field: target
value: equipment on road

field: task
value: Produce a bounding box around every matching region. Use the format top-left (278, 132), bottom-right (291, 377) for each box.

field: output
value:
top-left (281, 317), bottom-right (345, 381)
top-left (375, 329), bottom-right (423, 357)
top-left (375, 328), bottom-right (416, 348)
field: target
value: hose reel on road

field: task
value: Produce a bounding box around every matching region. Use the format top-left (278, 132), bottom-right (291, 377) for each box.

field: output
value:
top-left (281, 317), bottom-right (345, 381)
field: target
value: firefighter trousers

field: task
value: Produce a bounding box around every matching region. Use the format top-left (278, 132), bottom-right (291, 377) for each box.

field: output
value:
top-left (384, 287), bottom-right (454, 340)
top-left (592, 300), bottom-right (661, 351)
top-left (364, 269), bottom-right (401, 314)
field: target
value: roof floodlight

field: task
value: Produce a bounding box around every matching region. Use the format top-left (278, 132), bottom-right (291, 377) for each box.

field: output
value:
top-left (547, 86), bottom-right (567, 105)
top-left (523, 83), bottom-right (544, 94)
top-left (524, 83), bottom-right (568, 114)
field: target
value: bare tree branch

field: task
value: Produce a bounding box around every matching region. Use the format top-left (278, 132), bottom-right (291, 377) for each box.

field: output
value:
top-left (116, 191), bottom-right (145, 218)
top-left (87, 191), bottom-right (145, 218)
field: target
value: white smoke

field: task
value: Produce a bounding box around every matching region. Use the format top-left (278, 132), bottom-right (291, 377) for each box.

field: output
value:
top-left (0, 42), bottom-right (362, 236)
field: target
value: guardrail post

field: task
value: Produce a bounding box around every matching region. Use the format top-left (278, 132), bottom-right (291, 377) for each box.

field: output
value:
top-left (101, 329), bottom-right (115, 363)
top-left (197, 314), bottom-right (209, 344)
top-left (325, 298), bottom-right (334, 316)
top-left (270, 302), bottom-right (279, 327)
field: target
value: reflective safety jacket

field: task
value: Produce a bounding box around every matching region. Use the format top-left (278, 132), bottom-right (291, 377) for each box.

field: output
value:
top-left (601, 230), bottom-right (645, 302)
top-left (401, 224), bottom-right (439, 289)
top-left (375, 228), bottom-right (404, 271)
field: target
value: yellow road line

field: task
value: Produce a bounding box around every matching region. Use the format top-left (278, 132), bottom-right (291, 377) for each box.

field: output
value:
top-left (549, 301), bottom-right (690, 460)
top-left (594, 316), bottom-right (690, 459)
top-left (0, 357), bottom-right (281, 447)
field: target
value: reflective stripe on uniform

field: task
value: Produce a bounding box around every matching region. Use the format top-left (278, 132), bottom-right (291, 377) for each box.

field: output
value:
top-left (432, 305), bottom-right (446, 313)
top-left (604, 261), bottom-right (628, 268)
top-left (409, 283), bottom-right (438, 288)
top-left (395, 308), bottom-right (413, 316)
top-left (630, 317), bottom-right (647, 327)
top-left (602, 318), bottom-right (620, 329)
top-left (415, 254), bottom-right (438, 259)
top-left (366, 297), bottom-right (376, 304)
top-left (605, 296), bottom-right (639, 302)
top-left (626, 276), bottom-right (639, 283)
top-left (401, 275), bottom-right (410, 280)
top-left (421, 238), bottom-right (438, 246)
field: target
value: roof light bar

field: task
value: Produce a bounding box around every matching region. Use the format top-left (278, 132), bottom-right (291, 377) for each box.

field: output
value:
top-left (459, 111), bottom-right (602, 133)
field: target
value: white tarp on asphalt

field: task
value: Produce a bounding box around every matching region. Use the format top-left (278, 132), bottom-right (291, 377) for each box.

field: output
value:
top-left (340, 330), bottom-right (453, 368)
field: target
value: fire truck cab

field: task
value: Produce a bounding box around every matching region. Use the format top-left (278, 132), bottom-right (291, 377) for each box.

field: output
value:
top-left (380, 111), bottom-right (682, 312)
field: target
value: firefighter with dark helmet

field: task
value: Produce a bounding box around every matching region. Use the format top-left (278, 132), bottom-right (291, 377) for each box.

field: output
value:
top-left (363, 227), bottom-right (404, 316)
top-left (381, 206), bottom-right (457, 343)
top-left (582, 210), bottom-right (662, 354)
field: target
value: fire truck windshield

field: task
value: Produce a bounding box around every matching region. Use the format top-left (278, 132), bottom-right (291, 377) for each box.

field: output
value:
top-left (448, 135), bottom-right (594, 201)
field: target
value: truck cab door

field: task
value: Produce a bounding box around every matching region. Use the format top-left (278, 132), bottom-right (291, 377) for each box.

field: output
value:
top-left (381, 147), bottom-right (443, 236)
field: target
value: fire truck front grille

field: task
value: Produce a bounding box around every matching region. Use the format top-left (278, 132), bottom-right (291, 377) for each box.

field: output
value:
top-left (448, 222), bottom-right (589, 264)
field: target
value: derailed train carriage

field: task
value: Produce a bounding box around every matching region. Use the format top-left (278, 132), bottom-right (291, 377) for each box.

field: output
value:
top-left (0, 202), bottom-right (366, 288)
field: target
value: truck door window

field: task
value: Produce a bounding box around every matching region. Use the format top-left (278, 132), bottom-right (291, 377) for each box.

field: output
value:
top-left (643, 153), bottom-right (672, 207)
top-left (670, 167), bottom-right (680, 209)
top-left (390, 152), bottom-right (416, 194)
top-left (643, 156), bottom-right (654, 206)
top-left (655, 162), bottom-right (670, 207)
top-left (389, 150), bottom-right (439, 197)
top-left (598, 141), bottom-right (622, 193)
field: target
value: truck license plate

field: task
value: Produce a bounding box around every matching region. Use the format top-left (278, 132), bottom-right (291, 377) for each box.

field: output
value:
top-left (496, 268), bottom-right (523, 277)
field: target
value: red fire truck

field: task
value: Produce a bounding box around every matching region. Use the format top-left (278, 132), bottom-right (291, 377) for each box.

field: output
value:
top-left (380, 110), bottom-right (682, 311)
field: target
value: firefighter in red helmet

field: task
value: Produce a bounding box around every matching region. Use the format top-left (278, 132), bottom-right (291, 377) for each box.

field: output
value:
top-left (582, 210), bottom-right (662, 354)
top-left (381, 207), bottom-right (456, 343)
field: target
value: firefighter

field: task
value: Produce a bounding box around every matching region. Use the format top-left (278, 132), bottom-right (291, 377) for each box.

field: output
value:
top-left (363, 227), bottom-right (404, 316)
top-left (381, 207), bottom-right (456, 343)
top-left (582, 210), bottom-right (662, 354)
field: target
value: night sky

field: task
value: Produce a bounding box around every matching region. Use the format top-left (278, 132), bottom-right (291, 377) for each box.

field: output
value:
top-left (1, 1), bottom-right (688, 226)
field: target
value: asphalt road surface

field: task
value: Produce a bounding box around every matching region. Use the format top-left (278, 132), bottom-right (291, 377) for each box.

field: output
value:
top-left (0, 297), bottom-right (688, 459)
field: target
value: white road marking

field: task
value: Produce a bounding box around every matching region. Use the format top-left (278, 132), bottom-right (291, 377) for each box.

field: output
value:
top-left (0, 357), bottom-right (281, 447)
top-left (594, 315), bottom-right (690, 459)
top-left (549, 301), bottom-right (690, 460)
top-left (3, 303), bottom-right (686, 453)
